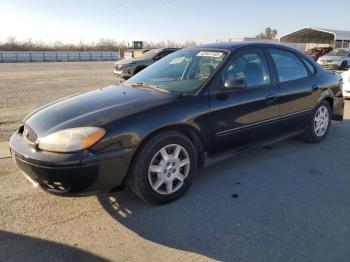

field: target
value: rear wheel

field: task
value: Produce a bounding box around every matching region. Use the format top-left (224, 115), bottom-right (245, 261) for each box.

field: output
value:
top-left (128, 130), bottom-right (197, 204)
top-left (303, 100), bottom-right (331, 143)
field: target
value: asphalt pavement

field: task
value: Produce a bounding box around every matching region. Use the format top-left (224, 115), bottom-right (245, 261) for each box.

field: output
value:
top-left (1, 62), bottom-right (349, 262)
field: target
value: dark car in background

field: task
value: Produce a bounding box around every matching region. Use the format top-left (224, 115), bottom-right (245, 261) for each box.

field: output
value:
top-left (306, 47), bottom-right (333, 61)
top-left (113, 48), bottom-right (179, 79)
top-left (10, 42), bottom-right (344, 204)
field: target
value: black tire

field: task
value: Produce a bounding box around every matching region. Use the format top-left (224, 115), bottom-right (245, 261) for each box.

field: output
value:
top-left (340, 61), bottom-right (348, 70)
top-left (303, 100), bottom-right (331, 143)
top-left (127, 130), bottom-right (198, 205)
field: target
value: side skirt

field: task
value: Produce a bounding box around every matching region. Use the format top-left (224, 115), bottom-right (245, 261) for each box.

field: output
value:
top-left (203, 129), bottom-right (304, 168)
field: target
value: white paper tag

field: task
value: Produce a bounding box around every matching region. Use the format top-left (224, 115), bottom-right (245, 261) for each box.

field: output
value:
top-left (197, 51), bottom-right (224, 58)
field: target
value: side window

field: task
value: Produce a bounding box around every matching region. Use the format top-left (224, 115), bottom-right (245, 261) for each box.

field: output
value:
top-left (163, 50), bottom-right (173, 57)
top-left (223, 49), bottom-right (271, 88)
top-left (156, 51), bottom-right (172, 60)
top-left (268, 48), bottom-right (308, 82)
top-left (158, 51), bottom-right (167, 59)
top-left (301, 57), bottom-right (316, 74)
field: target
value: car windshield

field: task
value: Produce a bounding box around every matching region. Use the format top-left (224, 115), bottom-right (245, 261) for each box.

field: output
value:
top-left (327, 49), bottom-right (348, 56)
top-left (138, 49), bottom-right (161, 60)
top-left (125, 49), bottom-right (227, 94)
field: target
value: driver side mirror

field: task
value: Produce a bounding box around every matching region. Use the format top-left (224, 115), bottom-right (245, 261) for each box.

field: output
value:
top-left (224, 77), bottom-right (247, 90)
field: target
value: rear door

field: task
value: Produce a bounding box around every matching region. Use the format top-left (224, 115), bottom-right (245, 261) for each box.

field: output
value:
top-left (209, 48), bottom-right (280, 155)
top-left (266, 48), bottom-right (320, 134)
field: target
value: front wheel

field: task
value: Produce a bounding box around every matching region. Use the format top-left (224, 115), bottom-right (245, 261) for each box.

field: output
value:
top-left (303, 100), bottom-right (331, 143)
top-left (340, 61), bottom-right (348, 70)
top-left (128, 131), bottom-right (198, 204)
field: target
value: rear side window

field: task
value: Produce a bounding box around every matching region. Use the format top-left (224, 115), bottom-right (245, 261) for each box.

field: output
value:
top-left (301, 57), bottom-right (316, 74)
top-left (268, 49), bottom-right (308, 82)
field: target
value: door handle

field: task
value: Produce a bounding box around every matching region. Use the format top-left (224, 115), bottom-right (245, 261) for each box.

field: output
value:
top-left (312, 85), bottom-right (320, 92)
top-left (265, 94), bottom-right (277, 104)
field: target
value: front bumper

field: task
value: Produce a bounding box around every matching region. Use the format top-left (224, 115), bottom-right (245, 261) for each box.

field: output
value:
top-left (9, 132), bottom-right (135, 196)
top-left (113, 65), bottom-right (132, 79)
top-left (318, 60), bottom-right (343, 69)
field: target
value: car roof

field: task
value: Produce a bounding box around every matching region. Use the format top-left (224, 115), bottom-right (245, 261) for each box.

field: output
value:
top-left (160, 48), bottom-right (180, 51)
top-left (188, 41), bottom-right (299, 52)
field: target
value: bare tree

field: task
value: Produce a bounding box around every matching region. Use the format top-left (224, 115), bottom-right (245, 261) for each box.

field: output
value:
top-left (0, 37), bottom-right (197, 51)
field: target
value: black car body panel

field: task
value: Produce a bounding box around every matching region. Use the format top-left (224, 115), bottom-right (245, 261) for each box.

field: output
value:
top-left (10, 42), bottom-right (344, 196)
top-left (24, 85), bottom-right (177, 139)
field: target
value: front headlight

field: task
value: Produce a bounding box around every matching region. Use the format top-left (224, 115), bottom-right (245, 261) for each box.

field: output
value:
top-left (38, 127), bottom-right (105, 153)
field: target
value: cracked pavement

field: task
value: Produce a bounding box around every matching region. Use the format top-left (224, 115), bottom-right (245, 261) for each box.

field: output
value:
top-left (1, 62), bottom-right (350, 262)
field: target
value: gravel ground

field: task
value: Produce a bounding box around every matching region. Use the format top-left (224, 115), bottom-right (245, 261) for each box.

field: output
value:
top-left (0, 61), bottom-right (119, 142)
top-left (1, 62), bottom-right (350, 262)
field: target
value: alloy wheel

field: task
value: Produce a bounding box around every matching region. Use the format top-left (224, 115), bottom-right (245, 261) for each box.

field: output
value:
top-left (314, 105), bottom-right (329, 137)
top-left (148, 144), bottom-right (190, 195)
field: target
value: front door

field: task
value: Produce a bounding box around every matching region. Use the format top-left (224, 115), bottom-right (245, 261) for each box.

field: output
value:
top-left (209, 48), bottom-right (280, 155)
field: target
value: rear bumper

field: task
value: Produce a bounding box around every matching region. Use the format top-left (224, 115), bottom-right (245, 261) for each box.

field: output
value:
top-left (332, 97), bottom-right (344, 121)
top-left (10, 132), bottom-right (135, 196)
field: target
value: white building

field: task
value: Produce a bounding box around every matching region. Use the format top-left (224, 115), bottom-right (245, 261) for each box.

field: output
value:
top-left (280, 28), bottom-right (350, 51)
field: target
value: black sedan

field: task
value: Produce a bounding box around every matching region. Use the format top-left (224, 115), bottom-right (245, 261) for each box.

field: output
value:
top-left (10, 42), bottom-right (344, 204)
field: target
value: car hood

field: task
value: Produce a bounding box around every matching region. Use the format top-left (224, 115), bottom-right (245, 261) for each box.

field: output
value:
top-left (115, 58), bottom-right (147, 66)
top-left (25, 85), bottom-right (176, 137)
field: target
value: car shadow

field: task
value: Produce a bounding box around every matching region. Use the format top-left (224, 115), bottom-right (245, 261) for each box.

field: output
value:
top-left (97, 119), bottom-right (350, 261)
top-left (0, 230), bottom-right (106, 261)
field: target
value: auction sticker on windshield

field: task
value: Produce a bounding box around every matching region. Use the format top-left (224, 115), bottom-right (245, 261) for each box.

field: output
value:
top-left (197, 51), bottom-right (224, 58)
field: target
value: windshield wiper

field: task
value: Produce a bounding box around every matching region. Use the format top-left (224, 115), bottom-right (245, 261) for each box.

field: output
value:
top-left (128, 82), bottom-right (169, 93)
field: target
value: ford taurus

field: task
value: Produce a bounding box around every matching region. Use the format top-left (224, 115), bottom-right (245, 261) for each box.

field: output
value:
top-left (10, 42), bottom-right (344, 204)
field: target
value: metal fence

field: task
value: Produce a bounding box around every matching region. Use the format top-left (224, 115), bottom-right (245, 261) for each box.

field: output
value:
top-left (0, 51), bottom-right (119, 63)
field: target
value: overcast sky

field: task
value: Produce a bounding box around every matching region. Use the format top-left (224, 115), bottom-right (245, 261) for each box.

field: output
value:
top-left (0, 0), bottom-right (349, 44)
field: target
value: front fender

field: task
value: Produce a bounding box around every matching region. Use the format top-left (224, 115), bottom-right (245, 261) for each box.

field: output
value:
top-left (90, 94), bottom-right (211, 153)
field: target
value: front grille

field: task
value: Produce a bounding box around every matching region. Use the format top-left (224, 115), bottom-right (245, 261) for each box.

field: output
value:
top-left (23, 124), bottom-right (38, 143)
